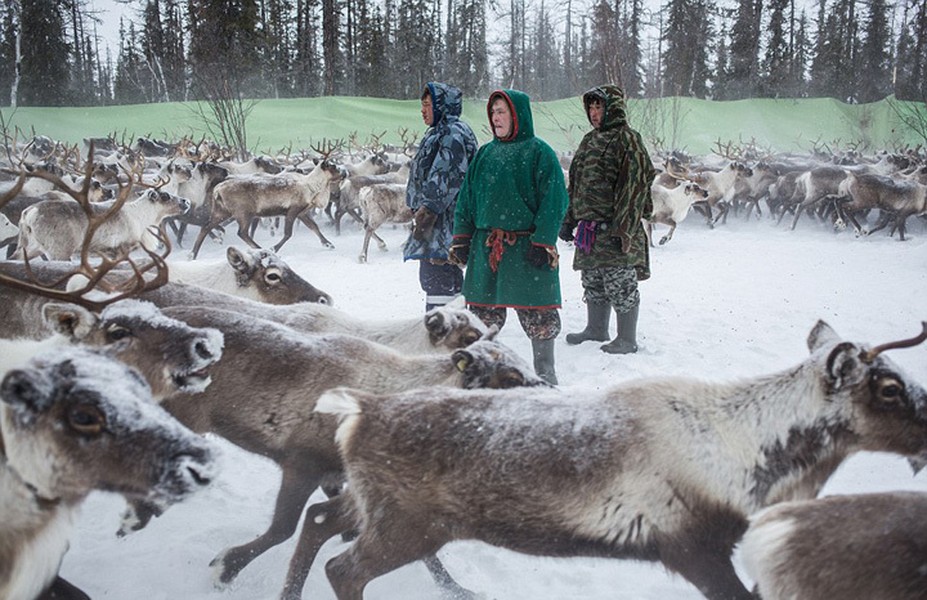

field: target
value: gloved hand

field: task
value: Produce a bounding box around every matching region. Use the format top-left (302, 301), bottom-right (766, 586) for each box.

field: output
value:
top-left (412, 206), bottom-right (438, 241)
top-left (527, 243), bottom-right (552, 268)
top-left (448, 241), bottom-right (470, 266)
top-left (558, 221), bottom-right (575, 242)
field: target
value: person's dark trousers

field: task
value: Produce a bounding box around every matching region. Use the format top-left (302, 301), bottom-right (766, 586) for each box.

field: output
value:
top-left (420, 260), bottom-right (463, 311)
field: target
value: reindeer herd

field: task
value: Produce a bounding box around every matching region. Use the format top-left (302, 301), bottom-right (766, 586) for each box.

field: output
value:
top-left (644, 141), bottom-right (927, 246)
top-left (0, 131), bottom-right (925, 600)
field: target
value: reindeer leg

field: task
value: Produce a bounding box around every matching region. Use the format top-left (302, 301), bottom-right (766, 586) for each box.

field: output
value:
top-left (660, 220), bottom-right (677, 245)
top-left (210, 465), bottom-right (322, 587)
top-left (235, 216), bottom-right (263, 249)
top-left (325, 516), bottom-right (448, 600)
top-left (297, 210), bottom-right (335, 249)
top-left (359, 230), bottom-right (373, 263)
top-left (39, 576), bottom-right (91, 600)
top-left (423, 554), bottom-right (478, 599)
top-left (374, 230), bottom-right (388, 250)
top-left (271, 211), bottom-right (300, 252)
top-left (281, 495), bottom-right (355, 600)
top-left (661, 538), bottom-right (753, 600)
top-left (790, 202), bottom-right (809, 230)
top-left (191, 222), bottom-right (217, 259)
top-left (116, 498), bottom-right (164, 537)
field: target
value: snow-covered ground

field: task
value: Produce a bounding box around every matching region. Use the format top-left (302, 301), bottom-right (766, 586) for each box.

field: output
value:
top-left (60, 212), bottom-right (927, 599)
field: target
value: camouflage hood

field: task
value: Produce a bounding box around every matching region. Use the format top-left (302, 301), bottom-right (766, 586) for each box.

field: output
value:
top-left (582, 85), bottom-right (628, 131)
top-left (426, 81), bottom-right (463, 126)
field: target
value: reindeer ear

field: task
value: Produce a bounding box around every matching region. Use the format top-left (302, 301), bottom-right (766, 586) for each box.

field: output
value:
top-left (825, 342), bottom-right (866, 392)
top-left (227, 247), bottom-right (251, 274)
top-left (480, 324), bottom-right (500, 341)
top-left (42, 303), bottom-right (98, 340)
top-left (808, 320), bottom-right (841, 353)
top-left (452, 349), bottom-right (473, 373)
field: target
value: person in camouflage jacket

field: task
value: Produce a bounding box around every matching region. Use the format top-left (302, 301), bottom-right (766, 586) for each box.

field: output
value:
top-left (403, 82), bottom-right (478, 311)
top-left (560, 84), bottom-right (655, 354)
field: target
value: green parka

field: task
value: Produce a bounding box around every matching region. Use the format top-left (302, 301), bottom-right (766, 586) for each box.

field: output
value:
top-left (453, 90), bottom-right (569, 309)
top-left (567, 85), bottom-right (655, 280)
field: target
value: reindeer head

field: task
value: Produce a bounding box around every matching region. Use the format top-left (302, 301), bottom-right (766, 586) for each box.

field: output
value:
top-left (0, 346), bottom-right (218, 506)
top-left (807, 321), bottom-right (927, 460)
top-left (452, 339), bottom-right (551, 389)
top-left (424, 305), bottom-right (490, 349)
top-left (226, 246), bottom-right (333, 305)
top-left (685, 183), bottom-right (709, 198)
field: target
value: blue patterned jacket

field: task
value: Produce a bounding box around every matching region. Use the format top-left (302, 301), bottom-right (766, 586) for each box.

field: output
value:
top-left (403, 82), bottom-right (478, 261)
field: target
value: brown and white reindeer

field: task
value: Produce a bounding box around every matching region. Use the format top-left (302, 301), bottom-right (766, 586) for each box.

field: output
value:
top-left (308, 320), bottom-right (927, 600)
top-left (16, 184), bottom-right (189, 261)
top-left (117, 306), bottom-right (548, 591)
top-left (357, 182), bottom-right (412, 263)
top-left (690, 159), bottom-right (754, 227)
top-left (0, 261), bottom-right (483, 355)
top-left (0, 299), bottom-right (223, 401)
top-left (834, 170), bottom-right (927, 240)
top-left (785, 164), bottom-right (848, 230)
top-left (645, 181), bottom-right (709, 246)
top-left (0, 346), bottom-right (219, 600)
top-left (190, 141), bottom-right (343, 258)
top-left (160, 160), bottom-right (230, 248)
top-left (740, 491), bottom-right (927, 600)
top-left (65, 246), bottom-right (334, 306)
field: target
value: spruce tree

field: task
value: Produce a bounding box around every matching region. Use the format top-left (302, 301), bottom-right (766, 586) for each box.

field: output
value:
top-left (18, 0), bottom-right (72, 105)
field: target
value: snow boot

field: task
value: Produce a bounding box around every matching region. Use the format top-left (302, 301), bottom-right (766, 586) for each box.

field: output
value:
top-left (531, 338), bottom-right (558, 385)
top-left (565, 301), bottom-right (612, 345)
top-left (601, 305), bottom-right (639, 354)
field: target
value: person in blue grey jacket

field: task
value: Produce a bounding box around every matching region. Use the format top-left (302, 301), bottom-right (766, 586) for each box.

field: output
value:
top-left (403, 82), bottom-right (478, 312)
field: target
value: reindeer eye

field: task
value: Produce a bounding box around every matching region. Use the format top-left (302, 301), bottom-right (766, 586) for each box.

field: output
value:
top-left (265, 270), bottom-right (282, 283)
top-left (68, 404), bottom-right (105, 435)
top-left (879, 380), bottom-right (903, 399)
top-left (461, 332), bottom-right (480, 346)
top-left (105, 324), bottom-right (132, 341)
top-left (497, 369), bottom-right (526, 389)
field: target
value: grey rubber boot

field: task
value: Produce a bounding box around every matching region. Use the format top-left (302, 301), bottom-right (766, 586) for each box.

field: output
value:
top-left (531, 338), bottom-right (558, 385)
top-left (600, 305), bottom-right (639, 354)
top-left (565, 301), bottom-right (612, 345)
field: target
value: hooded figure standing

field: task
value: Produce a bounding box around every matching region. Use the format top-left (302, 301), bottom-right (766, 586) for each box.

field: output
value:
top-left (450, 89), bottom-right (568, 385)
top-left (560, 84), bottom-right (655, 354)
top-left (403, 82), bottom-right (478, 312)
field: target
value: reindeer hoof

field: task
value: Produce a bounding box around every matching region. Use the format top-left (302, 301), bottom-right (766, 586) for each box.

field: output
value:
top-left (377, 241), bottom-right (388, 251)
top-left (324, 242), bottom-right (335, 249)
top-left (209, 549), bottom-right (238, 589)
top-left (358, 255), bottom-right (368, 264)
top-left (659, 237), bottom-right (670, 245)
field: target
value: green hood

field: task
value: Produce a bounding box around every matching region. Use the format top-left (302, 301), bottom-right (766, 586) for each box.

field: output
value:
top-left (486, 89), bottom-right (535, 142)
top-left (582, 84), bottom-right (627, 132)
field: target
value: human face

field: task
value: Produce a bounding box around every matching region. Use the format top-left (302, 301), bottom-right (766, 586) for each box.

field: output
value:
top-left (588, 100), bottom-right (604, 129)
top-left (490, 97), bottom-right (513, 139)
top-left (421, 94), bottom-right (434, 126)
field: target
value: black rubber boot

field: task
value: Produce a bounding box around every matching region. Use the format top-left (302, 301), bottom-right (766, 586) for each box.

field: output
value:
top-left (531, 338), bottom-right (558, 385)
top-left (601, 305), bottom-right (639, 354)
top-left (565, 301), bottom-right (612, 345)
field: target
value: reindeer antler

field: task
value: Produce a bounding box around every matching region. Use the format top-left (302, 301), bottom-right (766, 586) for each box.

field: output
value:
top-left (0, 140), bottom-right (172, 311)
top-left (862, 322), bottom-right (927, 363)
top-left (310, 138), bottom-right (344, 161)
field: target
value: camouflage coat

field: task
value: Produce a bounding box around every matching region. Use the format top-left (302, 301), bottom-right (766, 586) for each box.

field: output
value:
top-left (566, 85), bottom-right (655, 280)
top-left (403, 82), bottom-right (478, 262)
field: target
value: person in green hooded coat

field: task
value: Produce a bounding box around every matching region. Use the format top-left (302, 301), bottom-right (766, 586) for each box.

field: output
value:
top-left (449, 89), bottom-right (568, 385)
top-left (559, 84), bottom-right (655, 354)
